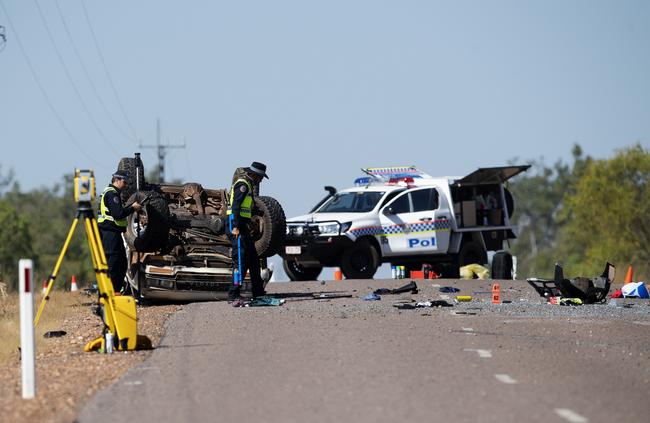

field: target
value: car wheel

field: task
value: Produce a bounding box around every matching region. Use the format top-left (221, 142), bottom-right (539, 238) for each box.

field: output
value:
top-left (340, 239), bottom-right (379, 279)
top-left (449, 241), bottom-right (487, 278)
top-left (283, 259), bottom-right (322, 281)
top-left (117, 157), bottom-right (146, 202)
top-left (458, 241), bottom-right (487, 266)
top-left (125, 190), bottom-right (170, 252)
top-left (251, 196), bottom-right (287, 257)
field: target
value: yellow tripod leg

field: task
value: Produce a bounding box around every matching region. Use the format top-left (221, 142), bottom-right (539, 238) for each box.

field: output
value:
top-left (34, 217), bottom-right (79, 327)
top-left (83, 216), bottom-right (141, 351)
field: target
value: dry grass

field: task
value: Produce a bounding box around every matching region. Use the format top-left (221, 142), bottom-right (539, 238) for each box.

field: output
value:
top-left (0, 291), bottom-right (85, 365)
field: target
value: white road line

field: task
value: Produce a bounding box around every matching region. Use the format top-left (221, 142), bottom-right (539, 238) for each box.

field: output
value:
top-left (463, 348), bottom-right (492, 358)
top-left (494, 374), bottom-right (517, 384)
top-left (123, 380), bottom-right (143, 386)
top-left (134, 366), bottom-right (160, 371)
top-left (554, 408), bottom-right (589, 423)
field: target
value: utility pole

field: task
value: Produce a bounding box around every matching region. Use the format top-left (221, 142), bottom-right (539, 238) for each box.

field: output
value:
top-left (0, 25), bottom-right (7, 52)
top-left (139, 118), bottom-right (186, 182)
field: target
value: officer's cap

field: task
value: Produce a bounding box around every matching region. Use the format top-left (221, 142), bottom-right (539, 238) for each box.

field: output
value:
top-left (245, 162), bottom-right (269, 179)
top-left (112, 170), bottom-right (128, 181)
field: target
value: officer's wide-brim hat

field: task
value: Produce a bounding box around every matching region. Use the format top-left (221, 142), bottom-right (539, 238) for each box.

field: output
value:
top-left (245, 161), bottom-right (269, 179)
top-left (112, 170), bottom-right (128, 180)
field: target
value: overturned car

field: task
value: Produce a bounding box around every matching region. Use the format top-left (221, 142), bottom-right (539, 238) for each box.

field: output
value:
top-left (117, 155), bottom-right (286, 301)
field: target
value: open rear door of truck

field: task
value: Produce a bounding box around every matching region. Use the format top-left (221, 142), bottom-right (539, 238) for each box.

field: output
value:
top-left (452, 165), bottom-right (531, 187)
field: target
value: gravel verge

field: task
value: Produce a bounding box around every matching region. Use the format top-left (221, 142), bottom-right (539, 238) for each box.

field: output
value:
top-left (0, 294), bottom-right (180, 423)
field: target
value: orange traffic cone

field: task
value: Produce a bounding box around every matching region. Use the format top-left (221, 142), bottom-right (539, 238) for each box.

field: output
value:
top-left (334, 268), bottom-right (343, 281)
top-left (42, 279), bottom-right (47, 294)
top-left (70, 275), bottom-right (78, 292)
top-left (625, 266), bottom-right (634, 284)
top-left (492, 282), bottom-right (501, 304)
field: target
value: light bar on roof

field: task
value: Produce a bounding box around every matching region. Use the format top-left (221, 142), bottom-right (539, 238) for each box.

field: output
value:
top-left (363, 166), bottom-right (431, 180)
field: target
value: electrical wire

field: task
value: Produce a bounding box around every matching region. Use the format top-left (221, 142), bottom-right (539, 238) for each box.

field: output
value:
top-left (33, 0), bottom-right (121, 157)
top-left (80, 0), bottom-right (139, 142)
top-left (0, 0), bottom-right (106, 166)
top-left (54, 0), bottom-right (137, 144)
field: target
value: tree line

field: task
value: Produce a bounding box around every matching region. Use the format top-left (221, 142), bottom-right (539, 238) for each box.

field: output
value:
top-left (0, 144), bottom-right (647, 290)
top-left (509, 143), bottom-right (648, 281)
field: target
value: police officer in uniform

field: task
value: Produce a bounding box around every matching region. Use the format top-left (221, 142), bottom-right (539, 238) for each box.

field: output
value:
top-left (227, 162), bottom-right (268, 301)
top-left (98, 170), bottom-right (141, 293)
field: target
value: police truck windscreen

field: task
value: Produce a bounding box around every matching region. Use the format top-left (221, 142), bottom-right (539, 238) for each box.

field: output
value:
top-left (317, 192), bottom-right (384, 213)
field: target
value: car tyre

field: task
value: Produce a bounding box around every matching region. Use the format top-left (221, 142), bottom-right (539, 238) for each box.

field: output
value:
top-left (125, 190), bottom-right (170, 252)
top-left (449, 240), bottom-right (487, 278)
top-left (283, 259), bottom-right (322, 281)
top-left (340, 239), bottom-right (379, 279)
top-left (117, 157), bottom-right (146, 202)
top-left (252, 196), bottom-right (287, 257)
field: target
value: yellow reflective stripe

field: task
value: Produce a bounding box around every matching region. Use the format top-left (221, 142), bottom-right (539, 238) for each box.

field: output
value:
top-left (227, 178), bottom-right (253, 218)
top-left (98, 186), bottom-right (127, 227)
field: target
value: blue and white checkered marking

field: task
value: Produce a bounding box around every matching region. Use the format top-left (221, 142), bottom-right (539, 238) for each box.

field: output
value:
top-left (350, 219), bottom-right (451, 238)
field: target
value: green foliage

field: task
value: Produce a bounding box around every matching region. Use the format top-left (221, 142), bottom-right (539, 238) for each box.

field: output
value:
top-left (0, 173), bottom-right (94, 291)
top-left (509, 145), bottom-right (591, 277)
top-left (559, 144), bottom-right (650, 280)
top-left (510, 143), bottom-right (649, 281)
top-left (0, 200), bottom-right (34, 290)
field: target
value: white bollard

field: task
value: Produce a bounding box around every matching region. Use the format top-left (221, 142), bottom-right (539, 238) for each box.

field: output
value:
top-left (19, 259), bottom-right (36, 399)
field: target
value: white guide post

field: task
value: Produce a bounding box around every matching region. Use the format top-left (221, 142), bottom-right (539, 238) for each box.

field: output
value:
top-left (19, 259), bottom-right (36, 399)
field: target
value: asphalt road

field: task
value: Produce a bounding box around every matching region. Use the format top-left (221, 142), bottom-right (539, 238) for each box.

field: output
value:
top-left (77, 279), bottom-right (650, 423)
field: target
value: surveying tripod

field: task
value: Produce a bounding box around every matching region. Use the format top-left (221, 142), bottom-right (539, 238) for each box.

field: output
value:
top-left (34, 169), bottom-right (150, 352)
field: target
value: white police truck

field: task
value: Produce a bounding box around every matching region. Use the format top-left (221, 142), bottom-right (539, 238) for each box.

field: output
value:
top-left (280, 165), bottom-right (529, 280)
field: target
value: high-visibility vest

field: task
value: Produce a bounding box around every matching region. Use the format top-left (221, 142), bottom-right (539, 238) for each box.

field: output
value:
top-left (98, 186), bottom-right (127, 227)
top-left (227, 178), bottom-right (253, 218)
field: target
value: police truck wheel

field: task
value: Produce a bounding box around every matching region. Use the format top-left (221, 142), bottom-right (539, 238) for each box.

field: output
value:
top-left (252, 196), bottom-right (287, 258)
top-left (449, 241), bottom-right (487, 278)
top-left (283, 259), bottom-right (322, 281)
top-left (458, 241), bottom-right (487, 266)
top-left (340, 239), bottom-right (379, 279)
top-left (118, 157), bottom-right (147, 202)
top-left (125, 190), bottom-right (170, 252)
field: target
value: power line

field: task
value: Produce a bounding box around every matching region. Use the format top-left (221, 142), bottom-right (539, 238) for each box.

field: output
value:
top-left (0, 0), bottom-right (104, 166)
top-left (33, 0), bottom-right (121, 157)
top-left (80, 0), bottom-right (139, 141)
top-left (53, 0), bottom-right (137, 144)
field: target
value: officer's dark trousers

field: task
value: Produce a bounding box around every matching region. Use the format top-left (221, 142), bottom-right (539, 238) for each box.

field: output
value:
top-left (99, 230), bottom-right (127, 293)
top-left (227, 223), bottom-right (264, 300)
